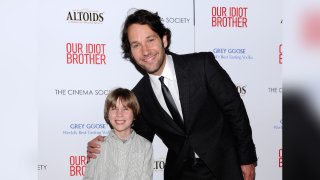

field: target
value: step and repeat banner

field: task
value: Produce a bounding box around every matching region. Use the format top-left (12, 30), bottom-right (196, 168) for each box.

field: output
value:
top-left (37, 0), bottom-right (281, 179)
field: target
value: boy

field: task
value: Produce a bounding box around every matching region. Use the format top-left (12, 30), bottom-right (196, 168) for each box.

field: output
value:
top-left (83, 88), bottom-right (153, 180)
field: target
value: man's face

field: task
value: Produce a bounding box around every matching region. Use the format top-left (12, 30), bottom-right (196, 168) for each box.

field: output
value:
top-left (127, 24), bottom-right (168, 76)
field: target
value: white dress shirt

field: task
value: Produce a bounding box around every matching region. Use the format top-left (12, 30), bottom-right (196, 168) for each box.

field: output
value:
top-left (149, 55), bottom-right (199, 158)
top-left (149, 54), bottom-right (184, 120)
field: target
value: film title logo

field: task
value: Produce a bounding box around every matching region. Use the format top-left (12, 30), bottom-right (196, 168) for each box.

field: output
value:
top-left (66, 43), bottom-right (106, 65)
top-left (69, 155), bottom-right (86, 176)
top-left (279, 44), bottom-right (283, 64)
top-left (301, 10), bottom-right (320, 47)
top-left (212, 6), bottom-right (248, 28)
top-left (67, 9), bottom-right (104, 24)
top-left (278, 149), bottom-right (282, 167)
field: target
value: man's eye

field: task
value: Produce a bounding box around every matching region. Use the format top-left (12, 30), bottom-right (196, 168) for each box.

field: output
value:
top-left (132, 44), bottom-right (140, 49)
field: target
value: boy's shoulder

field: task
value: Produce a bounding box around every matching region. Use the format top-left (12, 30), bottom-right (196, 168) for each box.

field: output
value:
top-left (133, 130), bottom-right (152, 146)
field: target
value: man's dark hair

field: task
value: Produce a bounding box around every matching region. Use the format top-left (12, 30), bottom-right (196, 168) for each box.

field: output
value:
top-left (121, 9), bottom-right (172, 62)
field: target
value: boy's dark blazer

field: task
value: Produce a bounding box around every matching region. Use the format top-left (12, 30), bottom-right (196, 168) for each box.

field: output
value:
top-left (132, 51), bottom-right (257, 180)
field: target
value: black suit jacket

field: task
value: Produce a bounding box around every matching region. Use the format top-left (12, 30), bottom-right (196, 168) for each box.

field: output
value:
top-left (132, 52), bottom-right (257, 180)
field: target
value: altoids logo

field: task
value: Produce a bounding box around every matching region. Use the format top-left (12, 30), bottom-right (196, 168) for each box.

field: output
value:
top-left (236, 85), bottom-right (247, 96)
top-left (67, 9), bottom-right (104, 24)
top-left (153, 158), bottom-right (165, 171)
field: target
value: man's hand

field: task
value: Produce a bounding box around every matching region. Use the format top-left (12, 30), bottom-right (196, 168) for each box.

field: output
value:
top-left (241, 163), bottom-right (255, 180)
top-left (86, 135), bottom-right (105, 162)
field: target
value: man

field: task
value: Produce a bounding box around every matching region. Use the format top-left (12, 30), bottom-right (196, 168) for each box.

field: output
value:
top-left (87, 9), bottom-right (257, 180)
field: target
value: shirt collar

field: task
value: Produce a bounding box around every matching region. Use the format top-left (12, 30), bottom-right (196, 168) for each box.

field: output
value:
top-left (149, 54), bottom-right (175, 84)
top-left (109, 129), bottom-right (136, 143)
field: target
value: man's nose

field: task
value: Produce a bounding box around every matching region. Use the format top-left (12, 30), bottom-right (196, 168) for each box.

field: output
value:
top-left (141, 43), bottom-right (150, 55)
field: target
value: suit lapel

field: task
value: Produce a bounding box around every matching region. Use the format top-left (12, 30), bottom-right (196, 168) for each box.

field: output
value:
top-left (171, 53), bottom-right (192, 133)
top-left (143, 75), bottom-right (185, 134)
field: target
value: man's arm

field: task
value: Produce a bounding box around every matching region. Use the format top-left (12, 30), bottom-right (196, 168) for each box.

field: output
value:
top-left (241, 164), bottom-right (256, 180)
top-left (87, 135), bottom-right (104, 160)
top-left (203, 52), bottom-right (257, 164)
top-left (86, 114), bottom-right (154, 161)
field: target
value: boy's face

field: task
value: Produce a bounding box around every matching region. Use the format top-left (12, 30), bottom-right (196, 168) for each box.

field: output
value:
top-left (127, 23), bottom-right (168, 76)
top-left (108, 98), bottom-right (134, 136)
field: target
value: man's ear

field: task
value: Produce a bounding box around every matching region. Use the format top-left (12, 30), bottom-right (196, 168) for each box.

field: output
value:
top-left (162, 35), bottom-right (168, 48)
